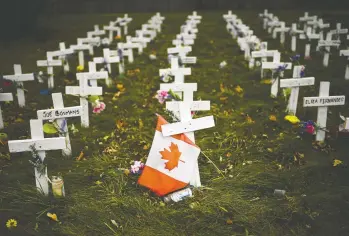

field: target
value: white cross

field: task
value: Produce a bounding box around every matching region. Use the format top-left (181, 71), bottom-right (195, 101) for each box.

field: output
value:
top-left (188, 11), bottom-right (202, 22)
top-left (85, 61), bottom-right (111, 87)
top-left (104, 21), bottom-right (121, 42)
top-left (262, 52), bottom-right (292, 97)
top-left (280, 66), bottom-right (315, 115)
top-left (37, 53), bottom-right (62, 89)
top-left (264, 13), bottom-right (274, 32)
top-left (0, 93), bottom-right (13, 129)
top-left (47, 42), bottom-right (74, 73)
top-left (119, 14), bottom-right (132, 35)
top-left (168, 46), bottom-right (197, 66)
top-left (267, 17), bottom-right (280, 34)
top-left (330, 23), bottom-right (348, 35)
top-left (126, 36), bottom-right (143, 54)
top-left (87, 25), bottom-right (106, 38)
top-left (3, 64), bottom-right (34, 107)
top-left (131, 34), bottom-right (151, 52)
top-left (8, 119), bottom-right (66, 195)
top-left (65, 76), bottom-right (103, 127)
top-left (258, 9), bottom-right (269, 29)
top-left (316, 19), bottom-right (330, 40)
top-left (317, 32), bottom-right (341, 67)
top-left (273, 22), bottom-right (290, 44)
top-left (93, 48), bottom-right (122, 75)
top-left (77, 37), bottom-right (100, 56)
top-left (339, 49), bottom-right (349, 80)
top-left (37, 93), bottom-right (82, 156)
top-left (70, 43), bottom-right (92, 69)
top-left (224, 11), bottom-right (236, 21)
top-left (159, 57), bottom-right (191, 85)
top-left (160, 83), bottom-right (214, 188)
top-left (290, 23), bottom-right (304, 52)
top-left (299, 12), bottom-right (317, 31)
top-left (117, 42), bottom-right (136, 63)
top-left (251, 43), bottom-right (278, 78)
top-left (303, 81), bottom-right (345, 142)
top-left (299, 27), bottom-right (320, 58)
top-left (146, 19), bottom-right (163, 33)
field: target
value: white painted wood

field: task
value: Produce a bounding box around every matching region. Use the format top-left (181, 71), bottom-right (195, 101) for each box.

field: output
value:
top-left (87, 61), bottom-right (111, 87)
top-left (104, 21), bottom-right (121, 42)
top-left (70, 44), bottom-right (91, 68)
top-left (0, 93), bottom-right (13, 129)
top-left (166, 101), bottom-right (210, 111)
top-left (167, 46), bottom-right (192, 55)
top-left (159, 58), bottom-right (191, 84)
top-left (93, 48), bottom-right (121, 75)
top-left (290, 23), bottom-right (304, 51)
top-left (8, 119), bottom-right (66, 195)
top-left (303, 82), bottom-right (345, 141)
top-left (251, 42), bottom-right (276, 78)
top-left (3, 64), bottom-right (34, 107)
top-left (36, 55), bottom-right (62, 89)
top-left (318, 32), bottom-right (340, 67)
top-left (280, 66), bottom-right (315, 115)
top-left (77, 37), bottom-right (100, 55)
top-left (273, 22), bottom-right (290, 44)
top-left (339, 49), bottom-right (349, 80)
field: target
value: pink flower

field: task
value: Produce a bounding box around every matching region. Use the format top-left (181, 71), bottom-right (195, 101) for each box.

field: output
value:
top-left (155, 90), bottom-right (170, 104)
top-left (92, 101), bottom-right (106, 114)
top-left (130, 161), bottom-right (145, 174)
top-left (305, 124), bottom-right (315, 134)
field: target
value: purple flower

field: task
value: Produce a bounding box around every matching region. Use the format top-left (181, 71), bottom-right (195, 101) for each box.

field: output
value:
top-left (290, 54), bottom-right (301, 62)
top-left (276, 64), bottom-right (288, 73)
top-left (300, 66), bottom-right (306, 77)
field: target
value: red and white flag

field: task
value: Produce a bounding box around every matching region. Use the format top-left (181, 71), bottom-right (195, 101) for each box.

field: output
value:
top-left (138, 115), bottom-right (200, 196)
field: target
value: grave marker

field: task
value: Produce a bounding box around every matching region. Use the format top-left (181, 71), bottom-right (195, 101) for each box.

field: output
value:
top-left (77, 37), bottom-right (100, 56)
top-left (339, 49), bottom-right (349, 79)
top-left (317, 32), bottom-right (341, 67)
top-left (47, 43), bottom-right (74, 73)
top-left (37, 54), bottom-right (62, 88)
top-left (3, 64), bottom-right (34, 107)
top-left (290, 23), bottom-right (304, 52)
top-left (84, 61), bottom-right (111, 87)
top-left (251, 42), bottom-right (278, 77)
top-left (8, 119), bottom-right (66, 195)
top-left (37, 93), bottom-right (82, 156)
top-left (273, 22), bottom-right (290, 44)
top-left (70, 43), bottom-right (92, 69)
top-left (93, 48), bottom-right (122, 75)
top-left (280, 66), bottom-right (315, 115)
top-left (0, 93), bottom-right (13, 129)
top-left (303, 82), bottom-right (345, 141)
top-left (299, 27), bottom-right (320, 58)
top-left (104, 21), bottom-right (121, 43)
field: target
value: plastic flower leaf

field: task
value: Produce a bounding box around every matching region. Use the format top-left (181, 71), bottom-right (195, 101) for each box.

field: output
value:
top-left (43, 123), bottom-right (59, 134)
top-left (47, 213), bottom-right (59, 222)
top-left (6, 219), bottom-right (17, 229)
top-left (88, 95), bottom-right (100, 103)
top-left (333, 159), bottom-right (343, 167)
top-left (284, 115), bottom-right (300, 124)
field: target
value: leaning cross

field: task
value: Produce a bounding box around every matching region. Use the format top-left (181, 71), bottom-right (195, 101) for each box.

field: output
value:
top-left (303, 81), bottom-right (345, 142)
top-left (3, 64), bottom-right (34, 107)
top-left (65, 76), bottom-right (103, 128)
top-left (0, 93), bottom-right (13, 129)
top-left (37, 93), bottom-right (82, 157)
top-left (8, 119), bottom-right (66, 195)
top-left (280, 65), bottom-right (315, 115)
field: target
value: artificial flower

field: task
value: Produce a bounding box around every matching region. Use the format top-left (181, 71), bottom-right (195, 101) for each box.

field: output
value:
top-left (130, 161), bottom-right (145, 174)
top-left (234, 85), bottom-right (243, 93)
top-left (284, 115), bottom-right (300, 124)
top-left (47, 213), bottom-right (59, 222)
top-left (6, 219), bottom-right (17, 229)
top-left (219, 61), bottom-right (227, 68)
top-left (155, 90), bottom-right (170, 104)
top-left (114, 35), bottom-right (121, 40)
top-left (92, 101), bottom-right (106, 114)
top-left (149, 54), bottom-right (157, 60)
top-left (246, 115), bottom-right (254, 124)
top-left (76, 65), bottom-right (84, 72)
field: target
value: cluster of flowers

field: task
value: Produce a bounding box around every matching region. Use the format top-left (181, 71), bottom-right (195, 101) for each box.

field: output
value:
top-left (92, 100), bottom-right (106, 114)
top-left (130, 161), bottom-right (145, 174)
top-left (284, 115), bottom-right (317, 134)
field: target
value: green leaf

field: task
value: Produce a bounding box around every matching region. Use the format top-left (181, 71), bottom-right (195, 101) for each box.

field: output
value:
top-left (88, 95), bottom-right (99, 103)
top-left (0, 133), bottom-right (8, 140)
top-left (43, 123), bottom-right (59, 134)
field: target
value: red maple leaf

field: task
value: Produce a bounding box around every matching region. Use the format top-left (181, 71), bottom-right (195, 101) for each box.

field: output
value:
top-left (160, 142), bottom-right (184, 171)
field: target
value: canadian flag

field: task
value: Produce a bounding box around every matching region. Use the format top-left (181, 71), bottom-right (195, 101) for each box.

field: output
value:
top-left (138, 115), bottom-right (200, 196)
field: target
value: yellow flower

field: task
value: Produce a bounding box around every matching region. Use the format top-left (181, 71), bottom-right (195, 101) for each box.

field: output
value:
top-left (234, 85), bottom-right (243, 93)
top-left (77, 65), bottom-right (84, 72)
top-left (269, 115), bottom-right (277, 121)
top-left (246, 116), bottom-right (254, 124)
top-left (6, 219), bottom-right (17, 229)
top-left (114, 35), bottom-right (122, 40)
top-left (116, 84), bottom-right (125, 92)
top-left (47, 213), bottom-right (59, 222)
top-left (95, 180), bottom-right (103, 185)
top-left (333, 159), bottom-right (342, 167)
top-left (284, 115), bottom-right (300, 124)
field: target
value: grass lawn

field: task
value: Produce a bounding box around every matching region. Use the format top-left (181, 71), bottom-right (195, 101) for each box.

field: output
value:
top-left (0, 10), bottom-right (349, 236)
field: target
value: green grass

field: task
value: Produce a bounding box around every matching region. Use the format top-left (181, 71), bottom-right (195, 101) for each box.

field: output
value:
top-left (0, 10), bottom-right (349, 236)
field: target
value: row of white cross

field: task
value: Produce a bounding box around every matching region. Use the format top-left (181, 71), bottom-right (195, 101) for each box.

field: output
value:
top-left (223, 11), bottom-right (347, 143)
top-left (259, 10), bottom-right (349, 79)
top-left (158, 12), bottom-right (215, 188)
top-left (5, 13), bottom-right (165, 195)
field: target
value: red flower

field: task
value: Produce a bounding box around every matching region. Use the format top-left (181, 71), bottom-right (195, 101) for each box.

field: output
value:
top-left (305, 124), bottom-right (315, 134)
top-left (3, 81), bottom-right (12, 87)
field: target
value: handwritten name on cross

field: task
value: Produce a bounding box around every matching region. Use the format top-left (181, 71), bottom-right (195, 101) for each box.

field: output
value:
top-left (37, 93), bottom-right (82, 156)
top-left (3, 64), bottom-right (34, 107)
top-left (303, 81), bottom-right (345, 142)
top-left (8, 119), bottom-right (66, 195)
top-left (280, 65), bottom-right (315, 115)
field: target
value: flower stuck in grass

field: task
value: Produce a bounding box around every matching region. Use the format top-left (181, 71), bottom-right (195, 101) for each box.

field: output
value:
top-left (155, 90), bottom-right (171, 104)
top-left (130, 161), bottom-right (145, 174)
top-left (47, 213), bottom-right (59, 222)
top-left (6, 219), bottom-right (17, 229)
top-left (269, 115), bottom-right (277, 122)
top-left (234, 85), bottom-right (243, 93)
top-left (284, 115), bottom-right (300, 124)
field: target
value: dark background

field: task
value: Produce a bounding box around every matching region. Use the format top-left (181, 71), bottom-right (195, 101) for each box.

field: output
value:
top-left (0, 0), bottom-right (349, 40)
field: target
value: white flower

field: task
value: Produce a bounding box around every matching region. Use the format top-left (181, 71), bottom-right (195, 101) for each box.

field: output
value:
top-left (219, 61), bottom-right (227, 68)
top-left (255, 61), bottom-right (261, 67)
top-left (149, 54), bottom-right (157, 60)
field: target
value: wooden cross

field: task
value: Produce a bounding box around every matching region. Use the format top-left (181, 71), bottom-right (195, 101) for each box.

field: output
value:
top-left (330, 23), bottom-right (348, 36)
top-left (77, 62), bottom-right (110, 87)
top-left (3, 64), bottom-right (34, 107)
top-left (159, 57), bottom-right (191, 85)
top-left (93, 48), bottom-right (122, 75)
top-left (37, 53), bottom-right (62, 89)
top-left (0, 93), bottom-right (13, 129)
top-left (262, 52), bottom-right (292, 97)
top-left (290, 23), bottom-right (304, 52)
top-left (317, 32), bottom-right (341, 67)
top-left (176, 33), bottom-right (196, 41)
top-left (339, 49), bottom-right (349, 80)
top-left (273, 22), bottom-right (290, 44)
top-left (303, 81), bottom-right (345, 142)
top-left (77, 37), bottom-right (100, 56)
top-left (299, 12), bottom-right (317, 31)
top-left (280, 66), bottom-right (315, 115)
top-left (173, 38), bottom-right (194, 46)
top-left (126, 36), bottom-right (143, 55)
top-left (8, 119), bottom-right (66, 195)
top-left (104, 21), bottom-right (121, 42)
top-left (87, 25), bottom-right (106, 38)
top-left (299, 27), bottom-right (320, 58)
top-left (251, 42), bottom-right (278, 77)
top-left (46, 42), bottom-right (74, 73)
top-left (65, 76), bottom-right (103, 128)
top-left (258, 9), bottom-right (269, 30)
top-left (119, 14), bottom-right (132, 35)
top-left (37, 93), bottom-right (82, 157)
top-left (168, 46), bottom-right (197, 66)
top-left (117, 41), bottom-right (137, 63)
top-left (267, 16), bottom-right (280, 34)
top-left (224, 11), bottom-right (236, 21)
top-left (130, 34), bottom-right (151, 52)
top-left (70, 43), bottom-right (92, 69)
top-left (160, 83), bottom-right (214, 188)
top-left (315, 19), bottom-right (330, 40)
